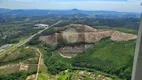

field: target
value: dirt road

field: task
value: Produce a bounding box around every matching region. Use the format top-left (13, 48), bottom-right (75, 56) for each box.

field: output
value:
top-left (35, 49), bottom-right (42, 80)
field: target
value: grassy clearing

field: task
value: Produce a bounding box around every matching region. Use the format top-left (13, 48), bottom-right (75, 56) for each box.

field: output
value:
top-left (58, 72), bottom-right (70, 80)
top-left (0, 64), bottom-right (20, 75)
top-left (93, 26), bottom-right (111, 29)
top-left (38, 74), bottom-right (47, 80)
top-left (112, 27), bottom-right (137, 34)
top-left (27, 64), bottom-right (37, 74)
top-left (94, 26), bottom-right (137, 34)
top-left (0, 46), bottom-right (37, 65)
top-left (82, 76), bottom-right (94, 80)
top-left (22, 58), bottom-right (38, 64)
top-left (40, 64), bottom-right (47, 73)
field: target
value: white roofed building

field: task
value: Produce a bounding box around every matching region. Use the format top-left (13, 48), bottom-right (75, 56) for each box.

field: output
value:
top-left (35, 24), bottom-right (49, 28)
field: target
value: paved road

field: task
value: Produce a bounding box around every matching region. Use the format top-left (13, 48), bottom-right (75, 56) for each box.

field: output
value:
top-left (0, 21), bottom-right (62, 56)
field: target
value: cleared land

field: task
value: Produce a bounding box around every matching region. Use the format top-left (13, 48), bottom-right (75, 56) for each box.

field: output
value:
top-left (40, 24), bottom-right (137, 58)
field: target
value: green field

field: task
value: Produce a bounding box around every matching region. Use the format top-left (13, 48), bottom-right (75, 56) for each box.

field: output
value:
top-left (0, 46), bottom-right (37, 65)
top-left (38, 74), bottom-right (47, 80)
top-left (94, 26), bottom-right (137, 34)
top-left (0, 65), bottom-right (20, 75)
top-left (58, 72), bottom-right (70, 80)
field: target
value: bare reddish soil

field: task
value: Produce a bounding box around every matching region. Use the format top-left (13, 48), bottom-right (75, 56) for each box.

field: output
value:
top-left (39, 24), bottom-right (137, 58)
top-left (40, 24), bottom-right (137, 45)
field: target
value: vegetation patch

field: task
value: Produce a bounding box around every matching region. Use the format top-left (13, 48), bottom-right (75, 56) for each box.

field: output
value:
top-left (38, 74), bottom-right (47, 80)
top-left (58, 72), bottom-right (70, 80)
top-left (0, 64), bottom-right (20, 75)
top-left (72, 38), bottom-right (136, 80)
top-left (0, 72), bottom-right (27, 80)
top-left (27, 64), bottom-right (37, 74)
top-left (0, 46), bottom-right (38, 65)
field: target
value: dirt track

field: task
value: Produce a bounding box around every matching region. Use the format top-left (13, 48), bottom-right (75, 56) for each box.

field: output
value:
top-left (35, 49), bottom-right (42, 80)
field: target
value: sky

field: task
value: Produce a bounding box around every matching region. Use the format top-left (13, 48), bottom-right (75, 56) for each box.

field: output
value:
top-left (0, 0), bottom-right (142, 12)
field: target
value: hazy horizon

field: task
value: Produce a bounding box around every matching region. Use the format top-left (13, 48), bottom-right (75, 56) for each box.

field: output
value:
top-left (0, 0), bottom-right (142, 13)
top-left (0, 8), bottom-right (141, 13)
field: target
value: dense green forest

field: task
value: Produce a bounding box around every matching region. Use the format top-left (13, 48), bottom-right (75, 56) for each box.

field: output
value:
top-left (40, 45), bottom-right (71, 75)
top-left (41, 37), bottom-right (136, 80)
top-left (72, 38), bottom-right (135, 80)
top-left (0, 72), bottom-right (27, 80)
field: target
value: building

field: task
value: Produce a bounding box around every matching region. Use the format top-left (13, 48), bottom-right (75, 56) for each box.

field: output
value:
top-left (35, 24), bottom-right (49, 28)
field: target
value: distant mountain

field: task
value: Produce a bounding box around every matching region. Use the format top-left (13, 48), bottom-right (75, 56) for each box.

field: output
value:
top-left (71, 8), bottom-right (80, 11)
top-left (0, 8), bottom-right (141, 18)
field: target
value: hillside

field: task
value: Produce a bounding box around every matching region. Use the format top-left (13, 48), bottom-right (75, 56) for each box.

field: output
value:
top-left (40, 24), bottom-right (137, 43)
top-left (40, 24), bottom-right (137, 45)
top-left (39, 24), bottom-right (137, 58)
top-left (41, 35), bottom-right (136, 80)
